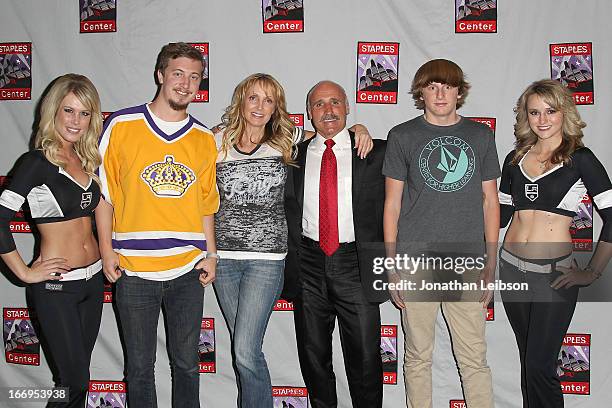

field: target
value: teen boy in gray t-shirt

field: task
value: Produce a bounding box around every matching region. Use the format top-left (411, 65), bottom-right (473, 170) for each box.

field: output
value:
top-left (382, 59), bottom-right (499, 408)
top-left (384, 115), bottom-right (500, 246)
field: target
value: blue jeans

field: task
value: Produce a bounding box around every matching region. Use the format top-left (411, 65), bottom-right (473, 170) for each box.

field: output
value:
top-left (115, 269), bottom-right (204, 408)
top-left (213, 258), bottom-right (284, 408)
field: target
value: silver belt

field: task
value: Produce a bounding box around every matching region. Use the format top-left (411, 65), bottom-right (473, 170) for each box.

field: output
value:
top-left (500, 248), bottom-right (572, 274)
top-left (61, 259), bottom-right (102, 281)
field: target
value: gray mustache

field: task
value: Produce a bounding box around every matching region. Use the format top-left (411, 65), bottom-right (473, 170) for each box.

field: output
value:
top-left (320, 114), bottom-right (339, 121)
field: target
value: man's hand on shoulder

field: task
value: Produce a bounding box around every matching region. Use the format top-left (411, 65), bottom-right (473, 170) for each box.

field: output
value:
top-left (351, 124), bottom-right (373, 159)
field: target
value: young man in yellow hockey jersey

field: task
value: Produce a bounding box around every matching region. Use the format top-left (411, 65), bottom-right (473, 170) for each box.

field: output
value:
top-left (96, 42), bottom-right (219, 408)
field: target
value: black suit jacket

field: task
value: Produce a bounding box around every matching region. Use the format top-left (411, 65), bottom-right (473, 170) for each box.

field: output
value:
top-left (283, 131), bottom-right (389, 303)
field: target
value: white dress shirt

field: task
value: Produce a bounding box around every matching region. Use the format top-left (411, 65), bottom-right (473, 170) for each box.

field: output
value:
top-left (302, 128), bottom-right (355, 243)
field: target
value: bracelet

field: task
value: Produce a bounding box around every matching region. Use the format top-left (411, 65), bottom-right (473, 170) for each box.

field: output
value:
top-left (584, 265), bottom-right (602, 280)
top-left (205, 252), bottom-right (220, 263)
top-left (386, 266), bottom-right (398, 276)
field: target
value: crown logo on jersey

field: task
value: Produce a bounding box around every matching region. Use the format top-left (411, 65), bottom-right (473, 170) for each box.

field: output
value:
top-left (141, 155), bottom-right (196, 197)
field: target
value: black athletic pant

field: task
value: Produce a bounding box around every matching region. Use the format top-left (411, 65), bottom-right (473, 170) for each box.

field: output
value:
top-left (28, 272), bottom-right (104, 408)
top-left (500, 257), bottom-right (578, 408)
top-left (293, 237), bottom-right (382, 408)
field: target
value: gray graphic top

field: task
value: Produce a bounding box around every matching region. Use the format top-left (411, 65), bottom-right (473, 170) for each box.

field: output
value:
top-left (214, 129), bottom-right (302, 259)
top-left (383, 116), bottom-right (500, 250)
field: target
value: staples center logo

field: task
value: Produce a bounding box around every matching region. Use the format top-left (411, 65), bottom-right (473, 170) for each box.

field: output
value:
top-left (103, 277), bottom-right (113, 303)
top-left (570, 194), bottom-right (593, 252)
top-left (273, 298), bottom-right (295, 311)
top-left (486, 297), bottom-right (494, 321)
top-left (289, 114), bottom-right (304, 130)
top-left (87, 380), bottom-right (127, 406)
top-left (550, 42), bottom-right (594, 105)
top-left (558, 333), bottom-right (590, 395)
top-left (199, 318), bottom-right (216, 373)
top-left (262, 0), bottom-right (304, 33)
top-left (467, 117), bottom-right (496, 136)
top-left (356, 42), bottom-right (399, 104)
top-left (79, 0), bottom-right (117, 33)
top-left (188, 43), bottom-right (209, 103)
top-left (455, 0), bottom-right (497, 33)
top-left (0, 176), bottom-right (31, 233)
top-left (272, 386), bottom-right (308, 407)
top-left (381, 325), bottom-right (398, 385)
top-left (3, 308), bottom-right (40, 366)
top-left (0, 42), bottom-right (32, 100)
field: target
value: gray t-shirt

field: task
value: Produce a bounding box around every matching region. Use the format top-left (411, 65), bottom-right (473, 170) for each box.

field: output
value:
top-left (383, 116), bottom-right (500, 252)
top-left (213, 128), bottom-right (303, 260)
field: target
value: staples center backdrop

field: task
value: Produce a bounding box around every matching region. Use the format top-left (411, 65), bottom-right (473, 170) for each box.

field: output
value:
top-left (1, 1), bottom-right (611, 407)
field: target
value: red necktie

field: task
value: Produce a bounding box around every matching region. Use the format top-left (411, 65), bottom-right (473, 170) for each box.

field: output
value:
top-left (319, 139), bottom-right (339, 256)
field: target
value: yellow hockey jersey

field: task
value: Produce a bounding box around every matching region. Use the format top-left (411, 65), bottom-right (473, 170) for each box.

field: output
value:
top-left (98, 104), bottom-right (219, 278)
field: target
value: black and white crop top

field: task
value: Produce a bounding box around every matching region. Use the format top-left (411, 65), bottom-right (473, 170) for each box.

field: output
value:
top-left (499, 147), bottom-right (611, 242)
top-left (0, 150), bottom-right (101, 253)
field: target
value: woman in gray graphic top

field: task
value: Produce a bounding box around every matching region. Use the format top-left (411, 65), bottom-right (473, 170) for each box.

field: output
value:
top-left (212, 73), bottom-right (372, 408)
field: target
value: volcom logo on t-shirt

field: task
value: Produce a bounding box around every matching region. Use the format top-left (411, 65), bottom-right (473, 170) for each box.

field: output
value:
top-left (419, 136), bottom-right (475, 192)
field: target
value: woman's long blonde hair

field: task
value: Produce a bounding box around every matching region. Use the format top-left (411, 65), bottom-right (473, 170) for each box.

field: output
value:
top-left (512, 79), bottom-right (585, 165)
top-left (34, 74), bottom-right (102, 184)
top-left (220, 73), bottom-right (296, 165)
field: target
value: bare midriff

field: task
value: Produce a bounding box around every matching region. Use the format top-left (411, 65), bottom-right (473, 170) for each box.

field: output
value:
top-left (37, 216), bottom-right (100, 268)
top-left (503, 209), bottom-right (573, 259)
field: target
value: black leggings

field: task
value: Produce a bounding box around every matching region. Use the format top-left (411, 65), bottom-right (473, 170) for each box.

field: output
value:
top-left (27, 272), bottom-right (104, 408)
top-left (500, 256), bottom-right (578, 408)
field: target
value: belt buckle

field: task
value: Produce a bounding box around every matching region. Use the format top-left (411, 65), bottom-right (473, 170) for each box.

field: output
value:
top-left (85, 265), bottom-right (93, 281)
top-left (518, 258), bottom-right (527, 273)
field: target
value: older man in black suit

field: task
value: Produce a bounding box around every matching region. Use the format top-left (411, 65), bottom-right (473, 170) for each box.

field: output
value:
top-left (283, 80), bottom-right (387, 408)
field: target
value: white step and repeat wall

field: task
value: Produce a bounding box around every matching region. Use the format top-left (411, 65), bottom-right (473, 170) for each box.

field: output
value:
top-left (1, 1), bottom-right (611, 407)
